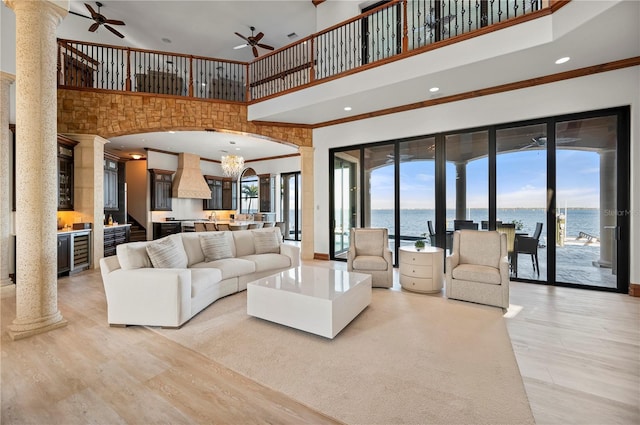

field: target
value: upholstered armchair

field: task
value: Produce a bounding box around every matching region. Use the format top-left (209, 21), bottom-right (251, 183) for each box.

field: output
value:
top-left (446, 230), bottom-right (510, 309)
top-left (347, 228), bottom-right (393, 288)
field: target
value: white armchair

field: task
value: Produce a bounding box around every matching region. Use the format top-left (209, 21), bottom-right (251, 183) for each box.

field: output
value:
top-left (446, 230), bottom-right (510, 309)
top-left (347, 228), bottom-right (393, 288)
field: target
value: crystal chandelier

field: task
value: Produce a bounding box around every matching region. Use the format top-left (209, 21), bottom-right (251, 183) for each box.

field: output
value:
top-left (221, 154), bottom-right (245, 179)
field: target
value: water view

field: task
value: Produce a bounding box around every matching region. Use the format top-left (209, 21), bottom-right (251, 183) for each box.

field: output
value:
top-left (366, 208), bottom-right (599, 240)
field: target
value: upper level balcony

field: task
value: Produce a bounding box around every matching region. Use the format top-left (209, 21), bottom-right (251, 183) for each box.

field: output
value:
top-left (58, 0), bottom-right (563, 122)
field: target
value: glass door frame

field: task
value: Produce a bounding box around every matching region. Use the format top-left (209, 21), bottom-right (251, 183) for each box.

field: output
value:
top-left (281, 171), bottom-right (301, 241)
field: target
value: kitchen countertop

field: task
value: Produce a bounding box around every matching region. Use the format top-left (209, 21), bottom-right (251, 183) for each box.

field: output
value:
top-left (57, 228), bottom-right (93, 235)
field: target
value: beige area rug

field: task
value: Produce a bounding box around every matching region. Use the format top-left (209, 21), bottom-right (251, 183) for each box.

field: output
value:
top-left (153, 289), bottom-right (534, 425)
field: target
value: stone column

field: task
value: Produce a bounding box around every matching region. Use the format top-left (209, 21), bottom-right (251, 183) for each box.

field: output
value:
top-left (6, 0), bottom-right (69, 340)
top-left (65, 134), bottom-right (108, 268)
top-left (299, 146), bottom-right (315, 261)
top-left (0, 72), bottom-right (15, 287)
top-left (455, 161), bottom-right (467, 220)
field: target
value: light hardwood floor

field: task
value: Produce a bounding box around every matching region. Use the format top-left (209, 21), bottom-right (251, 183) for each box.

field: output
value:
top-left (2, 262), bottom-right (638, 424)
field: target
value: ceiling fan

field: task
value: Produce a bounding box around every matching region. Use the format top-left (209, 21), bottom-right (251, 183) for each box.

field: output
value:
top-left (69, 2), bottom-right (126, 39)
top-left (413, 8), bottom-right (456, 35)
top-left (519, 136), bottom-right (581, 150)
top-left (234, 26), bottom-right (274, 58)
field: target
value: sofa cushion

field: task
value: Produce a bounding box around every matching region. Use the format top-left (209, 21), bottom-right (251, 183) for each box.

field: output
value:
top-left (353, 255), bottom-right (388, 271)
top-left (116, 241), bottom-right (152, 270)
top-left (241, 253), bottom-right (291, 272)
top-left (354, 229), bottom-right (384, 256)
top-left (459, 231), bottom-right (502, 268)
top-left (252, 230), bottom-right (280, 254)
top-left (199, 232), bottom-right (233, 262)
top-left (232, 229), bottom-right (256, 257)
top-left (190, 268), bottom-right (223, 298)
top-left (191, 258), bottom-right (256, 280)
top-left (146, 235), bottom-right (188, 269)
top-left (452, 263), bottom-right (502, 285)
top-left (180, 232), bottom-right (205, 266)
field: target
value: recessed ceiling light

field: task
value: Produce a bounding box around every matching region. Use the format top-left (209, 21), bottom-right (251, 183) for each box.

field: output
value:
top-left (201, 82), bottom-right (206, 86)
top-left (130, 154), bottom-right (143, 160)
top-left (429, 87), bottom-right (439, 92)
top-left (235, 147), bottom-right (241, 151)
top-left (168, 131), bottom-right (175, 134)
top-left (555, 56), bottom-right (570, 64)
top-left (344, 106), bottom-right (352, 111)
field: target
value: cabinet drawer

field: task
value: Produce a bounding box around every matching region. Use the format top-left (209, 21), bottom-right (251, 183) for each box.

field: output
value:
top-left (399, 275), bottom-right (436, 292)
top-left (399, 251), bottom-right (433, 266)
top-left (400, 264), bottom-right (432, 277)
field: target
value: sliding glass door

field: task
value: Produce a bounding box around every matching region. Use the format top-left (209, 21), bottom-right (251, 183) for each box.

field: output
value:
top-left (554, 115), bottom-right (621, 289)
top-left (496, 123), bottom-right (547, 282)
top-left (329, 107), bottom-right (629, 293)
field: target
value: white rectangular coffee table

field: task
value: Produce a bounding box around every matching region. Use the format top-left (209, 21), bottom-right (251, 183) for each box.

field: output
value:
top-left (247, 266), bottom-right (372, 339)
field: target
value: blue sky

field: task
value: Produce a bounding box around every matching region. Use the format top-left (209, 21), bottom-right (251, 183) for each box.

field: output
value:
top-left (369, 149), bottom-right (601, 209)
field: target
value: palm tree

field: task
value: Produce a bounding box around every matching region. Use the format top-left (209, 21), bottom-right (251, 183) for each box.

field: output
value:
top-left (242, 184), bottom-right (259, 213)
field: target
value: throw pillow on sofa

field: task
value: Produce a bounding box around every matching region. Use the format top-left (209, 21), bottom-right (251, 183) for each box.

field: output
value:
top-left (253, 230), bottom-right (280, 254)
top-left (200, 232), bottom-right (233, 262)
top-left (116, 241), bottom-right (152, 270)
top-left (146, 236), bottom-right (188, 268)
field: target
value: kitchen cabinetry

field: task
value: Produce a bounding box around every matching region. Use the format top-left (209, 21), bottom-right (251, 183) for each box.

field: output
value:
top-left (153, 222), bottom-right (182, 240)
top-left (398, 246), bottom-right (444, 293)
top-left (222, 178), bottom-right (236, 210)
top-left (104, 225), bottom-right (130, 257)
top-left (203, 176), bottom-right (223, 210)
top-left (57, 234), bottom-right (71, 274)
top-left (104, 154), bottom-right (119, 211)
top-left (57, 136), bottom-right (77, 211)
top-left (150, 169), bottom-right (174, 211)
top-left (259, 174), bottom-right (273, 212)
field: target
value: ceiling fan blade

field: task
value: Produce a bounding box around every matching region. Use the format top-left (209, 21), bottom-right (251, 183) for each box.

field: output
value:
top-left (253, 32), bottom-right (265, 42)
top-left (89, 22), bottom-right (100, 32)
top-left (69, 10), bottom-right (92, 20)
top-left (252, 46), bottom-right (259, 58)
top-left (235, 32), bottom-right (250, 43)
top-left (233, 43), bottom-right (248, 50)
top-left (105, 19), bottom-right (125, 26)
top-left (105, 24), bottom-right (125, 38)
top-left (85, 3), bottom-right (98, 18)
top-left (257, 43), bottom-right (274, 51)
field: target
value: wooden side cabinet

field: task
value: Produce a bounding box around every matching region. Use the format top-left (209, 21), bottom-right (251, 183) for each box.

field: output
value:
top-left (57, 234), bottom-right (71, 275)
top-left (203, 176), bottom-right (223, 210)
top-left (57, 136), bottom-right (77, 211)
top-left (398, 246), bottom-right (444, 294)
top-left (222, 178), bottom-right (236, 210)
top-left (149, 169), bottom-right (174, 211)
top-left (104, 154), bottom-right (119, 211)
top-left (259, 174), bottom-right (272, 212)
top-left (104, 225), bottom-right (130, 257)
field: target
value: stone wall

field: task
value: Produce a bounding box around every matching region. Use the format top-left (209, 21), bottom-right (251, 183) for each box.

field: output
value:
top-left (57, 88), bottom-right (312, 148)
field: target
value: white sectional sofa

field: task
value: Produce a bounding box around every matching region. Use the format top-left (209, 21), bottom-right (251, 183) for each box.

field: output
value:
top-left (99, 227), bottom-right (299, 328)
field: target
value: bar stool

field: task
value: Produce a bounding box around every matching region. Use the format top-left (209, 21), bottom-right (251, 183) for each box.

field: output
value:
top-left (262, 222), bottom-right (275, 228)
top-left (248, 222), bottom-right (264, 229)
top-left (194, 222), bottom-right (206, 232)
top-left (216, 223), bottom-right (231, 231)
top-left (230, 224), bottom-right (249, 231)
top-left (205, 223), bottom-right (217, 231)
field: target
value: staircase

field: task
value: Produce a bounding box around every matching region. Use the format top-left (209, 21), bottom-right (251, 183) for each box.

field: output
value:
top-left (127, 215), bottom-right (147, 242)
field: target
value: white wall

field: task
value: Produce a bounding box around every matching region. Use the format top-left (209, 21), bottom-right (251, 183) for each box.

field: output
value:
top-left (313, 67), bottom-right (640, 284)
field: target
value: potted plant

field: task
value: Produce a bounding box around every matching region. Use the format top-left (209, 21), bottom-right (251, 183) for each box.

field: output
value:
top-left (414, 239), bottom-right (425, 251)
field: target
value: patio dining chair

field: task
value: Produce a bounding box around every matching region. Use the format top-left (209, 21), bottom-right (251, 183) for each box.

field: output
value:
top-left (515, 222), bottom-right (543, 276)
top-left (496, 223), bottom-right (516, 274)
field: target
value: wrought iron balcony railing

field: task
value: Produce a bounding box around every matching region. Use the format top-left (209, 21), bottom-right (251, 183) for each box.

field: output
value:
top-left (58, 0), bottom-right (551, 103)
